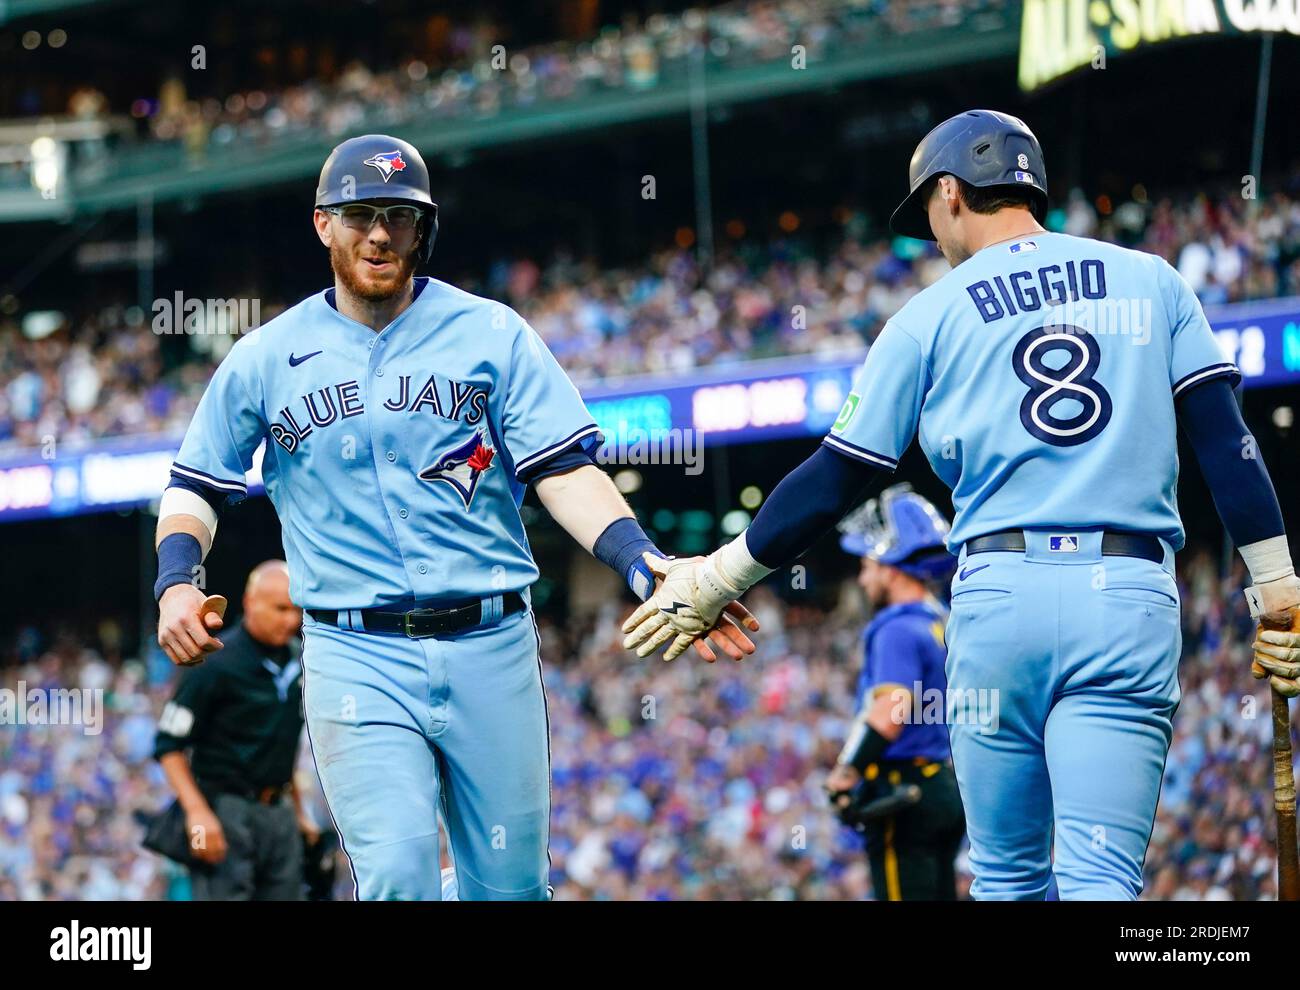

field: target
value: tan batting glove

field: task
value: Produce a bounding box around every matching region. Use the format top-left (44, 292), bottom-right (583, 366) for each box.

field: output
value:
top-left (621, 553), bottom-right (741, 661)
top-left (1245, 574), bottom-right (1300, 697)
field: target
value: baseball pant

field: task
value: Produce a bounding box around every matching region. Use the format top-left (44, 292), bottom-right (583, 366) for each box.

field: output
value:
top-left (861, 760), bottom-right (966, 901)
top-left (189, 793), bottom-right (303, 901)
top-left (945, 529), bottom-right (1181, 901)
top-left (300, 605), bottom-right (550, 901)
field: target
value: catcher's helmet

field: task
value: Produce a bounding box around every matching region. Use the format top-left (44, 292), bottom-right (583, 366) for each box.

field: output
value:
top-left (838, 484), bottom-right (953, 580)
top-left (888, 109), bottom-right (1047, 241)
top-left (315, 134), bottom-right (438, 265)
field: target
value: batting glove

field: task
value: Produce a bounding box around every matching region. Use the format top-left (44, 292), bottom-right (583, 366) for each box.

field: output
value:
top-left (1245, 574), bottom-right (1300, 697)
top-left (621, 552), bottom-right (743, 661)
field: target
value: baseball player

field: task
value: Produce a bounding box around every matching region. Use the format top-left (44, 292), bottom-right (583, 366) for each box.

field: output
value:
top-left (153, 134), bottom-right (757, 901)
top-left (624, 109), bottom-right (1300, 900)
top-left (825, 485), bottom-right (966, 901)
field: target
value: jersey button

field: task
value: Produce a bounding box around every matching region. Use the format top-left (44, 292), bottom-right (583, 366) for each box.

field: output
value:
top-left (375, 367), bottom-right (384, 377)
top-left (398, 508), bottom-right (408, 519)
top-left (386, 451), bottom-right (396, 462)
top-left (417, 564), bottom-right (428, 575)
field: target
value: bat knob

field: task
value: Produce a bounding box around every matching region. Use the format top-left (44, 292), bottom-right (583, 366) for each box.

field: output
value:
top-left (200, 595), bottom-right (228, 620)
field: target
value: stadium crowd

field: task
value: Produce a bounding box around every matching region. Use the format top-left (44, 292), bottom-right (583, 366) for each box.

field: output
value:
top-left (0, 543), bottom-right (1283, 900)
top-left (30, 0), bottom-right (1005, 168)
top-left (2, 173), bottom-right (1300, 453)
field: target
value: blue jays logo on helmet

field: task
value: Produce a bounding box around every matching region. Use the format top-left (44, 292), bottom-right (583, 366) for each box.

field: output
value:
top-left (837, 483), bottom-right (953, 580)
top-left (362, 150), bottom-right (409, 183)
top-left (419, 432), bottom-right (495, 508)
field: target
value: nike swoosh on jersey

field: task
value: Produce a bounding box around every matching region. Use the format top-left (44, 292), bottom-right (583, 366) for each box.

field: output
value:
top-left (288, 350), bottom-right (323, 367)
top-left (958, 563), bottom-right (990, 581)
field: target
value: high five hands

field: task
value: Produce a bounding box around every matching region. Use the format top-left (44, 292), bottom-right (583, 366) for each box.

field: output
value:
top-left (623, 552), bottom-right (758, 662)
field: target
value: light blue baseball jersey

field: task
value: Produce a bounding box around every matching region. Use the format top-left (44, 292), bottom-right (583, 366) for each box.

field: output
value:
top-left (171, 277), bottom-right (601, 610)
top-left (824, 232), bottom-right (1239, 550)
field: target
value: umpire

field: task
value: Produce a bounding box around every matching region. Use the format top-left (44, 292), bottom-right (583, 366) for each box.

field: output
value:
top-left (154, 560), bottom-right (316, 900)
top-left (825, 485), bottom-right (966, 900)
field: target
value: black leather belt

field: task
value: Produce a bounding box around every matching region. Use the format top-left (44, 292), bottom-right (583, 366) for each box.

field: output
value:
top-left (965, 529), bottom-right (1163, 563)
top-left (308, 592), bottom-right (526, 638)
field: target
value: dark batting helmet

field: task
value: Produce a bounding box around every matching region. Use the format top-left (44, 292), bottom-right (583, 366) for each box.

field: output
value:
top-left (315, 134), bottom-right (438, 265)
top-left (888, 109), bottom-right (1047, 241)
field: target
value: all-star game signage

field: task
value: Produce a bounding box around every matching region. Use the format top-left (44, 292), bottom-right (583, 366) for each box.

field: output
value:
top-left (1019, 0), bottom-right (1300, 91)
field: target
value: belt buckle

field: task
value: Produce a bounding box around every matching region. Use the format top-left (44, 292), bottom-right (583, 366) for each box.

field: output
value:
top-left (402, 608), bottom-right (442, 639)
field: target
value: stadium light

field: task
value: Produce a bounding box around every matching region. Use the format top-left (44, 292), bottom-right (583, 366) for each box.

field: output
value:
top-left (613, 470), bottom-right (642, 494)
top-left (30, 136), bottom-right (61, 199)
top-left (720, 510), bottom-right (751, 536)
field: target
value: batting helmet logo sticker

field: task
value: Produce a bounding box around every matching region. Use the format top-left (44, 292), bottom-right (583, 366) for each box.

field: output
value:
top-left (362, 151), bottom-right (408, 183)
top-left (1017, 153), bottom-right (1029, 169)
top-left (419, 432), bottom-right (495, 507)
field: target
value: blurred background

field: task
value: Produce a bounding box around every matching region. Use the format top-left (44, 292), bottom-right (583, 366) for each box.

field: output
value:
top-left (0, 0), bottom-right (1298, 900)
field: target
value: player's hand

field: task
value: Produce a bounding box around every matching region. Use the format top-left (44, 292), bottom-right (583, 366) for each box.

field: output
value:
top-left (299, 814), bottom-right (322, 848)
top-left (186, 804), bottom-right (228, 865)
top-left (824, 764), bottom-right (860, 809)
top-left (688, 600), bottom-right (759, 663)
top-left (1245, 575), bottom-right (1300, 697)
top-left (623, 553), bottom-right (755, 662)
top-left (158, 585), bottom-right (226, 666)
top-left (1252, 629), bottom-right (1300, 697)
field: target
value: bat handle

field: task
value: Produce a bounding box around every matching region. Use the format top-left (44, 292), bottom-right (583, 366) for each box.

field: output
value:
top-left (1260, 610), bottom-right (1300, 900)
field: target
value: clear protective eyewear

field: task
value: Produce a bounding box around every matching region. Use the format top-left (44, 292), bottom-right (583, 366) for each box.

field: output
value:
top-left (323, 203), bottom-right (424, 232)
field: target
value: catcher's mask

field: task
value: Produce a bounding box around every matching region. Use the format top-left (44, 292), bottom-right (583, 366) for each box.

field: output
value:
top-left (838, 484), bottom-right (954, 581)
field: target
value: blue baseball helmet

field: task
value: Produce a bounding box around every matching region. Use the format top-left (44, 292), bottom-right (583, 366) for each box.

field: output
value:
top-left (838, 484), bottom-right (954, 580)
top-left (888, 109), bottom-right (1048, 241)
top-left (315, 134), bottom-right (438, 265)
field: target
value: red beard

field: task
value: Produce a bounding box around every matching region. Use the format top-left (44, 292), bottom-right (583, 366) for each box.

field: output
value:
top-left (329, 239), bottom-right (418, 302)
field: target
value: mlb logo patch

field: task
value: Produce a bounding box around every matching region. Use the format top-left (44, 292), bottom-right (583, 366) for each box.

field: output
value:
top-left (1009, 240), bottom-right (1038, 255)
top-left (1014, 170), bottom-right (1036, 184)
top-left (1049, 535), bottom-right (1079, 553)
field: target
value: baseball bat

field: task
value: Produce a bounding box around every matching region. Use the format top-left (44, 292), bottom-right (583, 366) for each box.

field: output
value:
top-left (180, 594), bottom-right (228, 667)
top-left (1254, 609), bottom-right (1300, 901)
top-left (200, 594), bottom-right (228, 621)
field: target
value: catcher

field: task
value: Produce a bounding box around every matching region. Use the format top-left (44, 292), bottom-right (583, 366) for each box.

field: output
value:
top-left (825, 485), bottom-right (965, 900)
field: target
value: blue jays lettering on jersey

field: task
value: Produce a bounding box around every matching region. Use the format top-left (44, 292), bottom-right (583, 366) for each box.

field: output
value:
top-left (855, 600), bottom-right (950, 762)
top-left (825, 232), bottom-right (1239, 549)
top-left (171, 277), bottom-right (602, 610)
